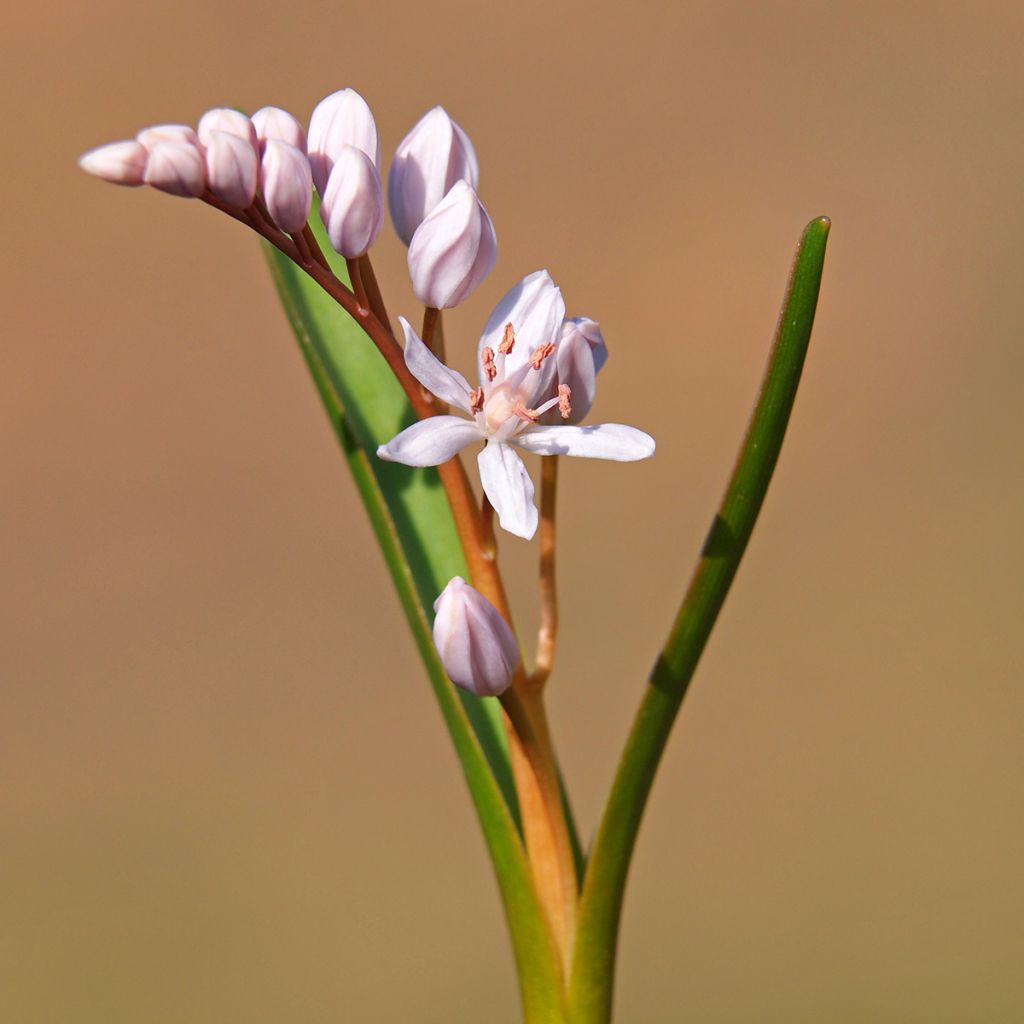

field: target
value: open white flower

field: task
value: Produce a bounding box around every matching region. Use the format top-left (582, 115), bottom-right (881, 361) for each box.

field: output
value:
top-left (377, 271), bottom-right (655, 539)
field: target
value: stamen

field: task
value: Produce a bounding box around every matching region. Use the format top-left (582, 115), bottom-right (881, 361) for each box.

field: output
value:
top-left (469, 387), bottom-right (485, 413)
top-left (558, 384), bottom-right (572, 420)
top-left (498, 322), bottom-right (516, 355)
top-left (513, 401), bottom-right (539, 423)
top-left (529, 342), bottom-right (556, 370)
top-left (481, 346), bottom-right (497, 382)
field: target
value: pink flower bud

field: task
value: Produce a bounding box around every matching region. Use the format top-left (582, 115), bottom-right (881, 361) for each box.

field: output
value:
top-left (432, 577), bottom-right (518, 697)
top-left (78, 140), bottom-right (148, 186)
top-left (196, 108), bottom-right (258, 153)
top-left (205, 130), bottom-right (258, 209)
top-left (407, 180), bottom-right (496, 309)
top-left (143, 141), bottom-right (205, 198)
top-left (388, 106), bottom-right (479, 246)
top-left (260, 139), bottom-right (312, 233)
top-left (540, 317), bottom-right (609, 424)
top-left (307, 88), bottom-right (379, 196)
top-left (251, 106), bottom-right (307, 152)
top-left (136, 124), bottom-right (200, 150)
top-left (319, 145), bottom-right (384, 258)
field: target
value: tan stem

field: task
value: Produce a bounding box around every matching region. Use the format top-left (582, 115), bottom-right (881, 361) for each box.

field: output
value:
top-left (502, 687), bottom-right (579, 969)
top-left (357, 254), bottom-right (390, 329)
top-left (531, 455), bottom-right (560, 688)
top-left (346, 257), bottom-right (370, 315)
top-left (301, 223), bottom-right (332, 271)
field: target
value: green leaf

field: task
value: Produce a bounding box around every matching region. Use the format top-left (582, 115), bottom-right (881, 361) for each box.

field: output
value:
top-left (263, 221), bottom-right (516, 819)
top-left (568, 217), bottom-right (832, 1024)
top-left (263, 225), bottom-right (567, 1016)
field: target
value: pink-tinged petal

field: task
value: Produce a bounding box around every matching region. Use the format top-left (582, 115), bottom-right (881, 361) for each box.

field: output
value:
top-left (78, 141), bottom-right (148, 186)
top-left (376, 416), bottom-right (481, 467)
top-left (319, 145), bottom-right (384, 257)
top-left (136, 124), bottom-right (200, 150)
top-left (206, 130), bottom-right (258, 209)
top-left (432, 576), bottom-right (518, 697)
top-left (477, 441), bottom-right (537, 540)
top-left (407, 180), bottom-right (496, 309)
top-left (260, 139), bottom-right (312, 233)
top-left (553, 331), bottom-right (597, 422)
top-left (197, 108), bottom-right (258, 153)
top-left (388, 106), bottom-right (480, 246)
top-left (307, 88), bottom-right (379, 195)
top-left (399, 317), bottom-right (473, 412)
top-left (512, 423), bottom-right (656, 461)
top-left (143, 141), bottom-right (205, 197)
top-left (251, 106), bottom-right (306, 152)
top-left (477, 270), bottom-right (565, 379)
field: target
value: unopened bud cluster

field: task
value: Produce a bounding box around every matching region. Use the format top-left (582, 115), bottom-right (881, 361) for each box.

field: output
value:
top-left (81, 90), bottom-right (495, 301)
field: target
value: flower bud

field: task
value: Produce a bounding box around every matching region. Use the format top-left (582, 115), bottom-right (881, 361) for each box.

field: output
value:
top-left (407, 181), bottom-right (496, 309)
top-left (307, 88), bottom-right (379, 196)
top-left (388, 106), bottom-right (479, 246)
top-left (78, 140), bottom-right (148, 186)
top-left (319, 145), bottom-right (384, 258)
top-left (143, 141), bottom-right (205, 197)
top-left (432, 577), bottom-right (518, 697)
top-left (260, 139), bottom-right (312, 233)
top-left (196, 108), bottom-right (258, 153)
top-left (251, 106), bottom-right (306, 152)
top-left (540, 317), bottom-right (609, 424)
top-left (205, 130), bottom-right (258, 209)
top-left (136, 124), bottom-right (200, 150)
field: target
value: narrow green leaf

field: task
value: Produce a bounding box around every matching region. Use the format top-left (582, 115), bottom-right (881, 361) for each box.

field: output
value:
top-left (264, 229), bottom-right (567, 1018)
top-left (263, 219), bottom-right (516, 821)
top-left (569, 217), bottom-right (832, 1024)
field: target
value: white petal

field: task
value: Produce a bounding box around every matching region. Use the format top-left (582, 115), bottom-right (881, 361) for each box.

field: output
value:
top-left (477, 270), bottom-right (565, 380)
top-left (478, 441), bottom-right (538, 539)
top-left (512, 423), bottom-right (656, 461)
top-left (399, 317), bottom-right (473, 412)
top-left (377, 416), bottom-right (481, 466)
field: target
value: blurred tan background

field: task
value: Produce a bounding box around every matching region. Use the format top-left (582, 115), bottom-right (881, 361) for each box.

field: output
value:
top-left (3, 1), bottom-right (1022, 1021)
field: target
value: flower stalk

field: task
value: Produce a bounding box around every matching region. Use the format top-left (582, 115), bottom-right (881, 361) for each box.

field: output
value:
top-left (531, 455), bottom-right (560, 688)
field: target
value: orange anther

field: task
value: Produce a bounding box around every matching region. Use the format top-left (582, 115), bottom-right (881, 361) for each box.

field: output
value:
top-left (558, 384), bottom-right (572, 420)
top-left (481, 346), bottom-right (497, 382)
top-left (498, 322), bottom-right (516, 355)
top-left (529, 342), bottom-right (555, 370)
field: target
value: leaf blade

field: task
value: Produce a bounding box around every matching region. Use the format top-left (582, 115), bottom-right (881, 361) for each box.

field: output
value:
top-left (264, 234), bottom-right (567, 1018)
top-left (568, 217), bottom-right (832, 1023)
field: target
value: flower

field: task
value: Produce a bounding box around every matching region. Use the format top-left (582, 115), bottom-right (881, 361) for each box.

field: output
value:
top-left (260, 139), bottom-right (313, 233)
top-left (406, 180), bottom-right (496, 309)
top-left (433, 577), bottom-right (519, 696)
top-left (251, 106), bottom-right (307, 152)
top-left (319, 145), bottom-right (384, 257)
top-left (142, 141), bottom-right (206, 197)
top-left (388, 106), bottom-right (479, 246)
top-left (205, 130), bottom-right (258, 209)
top-left (78, 140), bottom-right (149, 186)
top-left (307, 88), bottom-right (379, 196)
top-left (377, 271), bottom-right (656, 539)
top-left (196, 108), bottom-right (258, 153)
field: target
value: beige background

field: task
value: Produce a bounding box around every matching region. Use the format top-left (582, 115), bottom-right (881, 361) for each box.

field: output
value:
top-left (3, 1), bottom-right (1022, 1021)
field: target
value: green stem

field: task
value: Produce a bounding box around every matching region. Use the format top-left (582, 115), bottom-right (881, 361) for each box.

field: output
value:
top-left (568, 217), bottom-right (831, 1023)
